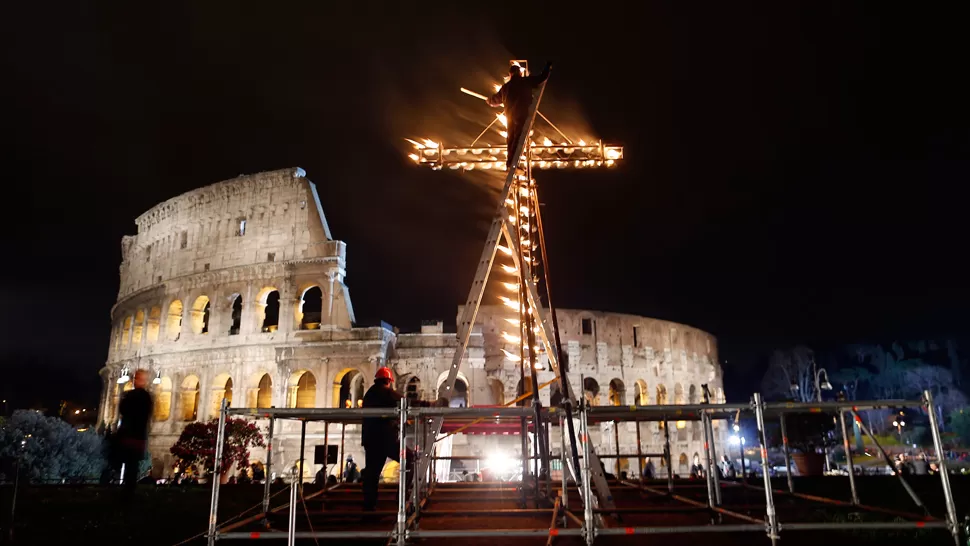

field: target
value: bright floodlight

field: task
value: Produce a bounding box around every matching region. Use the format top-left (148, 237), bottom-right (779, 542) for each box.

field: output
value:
top-left (729, 435), bottom-right (740, 445)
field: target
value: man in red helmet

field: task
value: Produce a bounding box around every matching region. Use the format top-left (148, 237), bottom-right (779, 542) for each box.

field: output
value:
top-left (361, 366), bottom-right (445, 512)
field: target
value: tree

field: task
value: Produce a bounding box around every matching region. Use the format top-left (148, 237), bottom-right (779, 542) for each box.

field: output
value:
top-left (949, 408), bottom-right (970, 447)
top-left (0, 410), bottom-right (104, 482)
top-left (761, 346), bottom-right (817, 402)
top-left (170, 418), bottom-right (264, 477)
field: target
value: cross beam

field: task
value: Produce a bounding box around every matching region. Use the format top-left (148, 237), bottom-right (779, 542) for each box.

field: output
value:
top-left (409, 143), bottom-right (623, 171)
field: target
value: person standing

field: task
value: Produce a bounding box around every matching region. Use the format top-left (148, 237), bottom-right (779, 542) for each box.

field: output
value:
top-left (487, 61), bottom-right (552, 169)
top-left (360, 367), bottom-right (444, 512)
top-left (117, 369), bottom-right (153, 493)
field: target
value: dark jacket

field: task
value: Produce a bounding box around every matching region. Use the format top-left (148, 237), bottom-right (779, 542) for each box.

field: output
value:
top-left (118, 388), bottom-right (153, 441)
top-left (361, 383), bottom-right (434, 448)
top-left (487, 64), bottom-right (551, 122)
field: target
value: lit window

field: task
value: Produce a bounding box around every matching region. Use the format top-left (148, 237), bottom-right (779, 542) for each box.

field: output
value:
top-left (238, 218), bottom-right (247, 236)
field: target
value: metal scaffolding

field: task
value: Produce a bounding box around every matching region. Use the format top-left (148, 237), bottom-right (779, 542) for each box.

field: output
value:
top-left (204, 390), bottom-right (963, 545)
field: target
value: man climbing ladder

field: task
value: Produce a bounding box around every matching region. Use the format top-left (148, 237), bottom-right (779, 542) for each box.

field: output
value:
top-left (487, 61), bottom-right (552, 169)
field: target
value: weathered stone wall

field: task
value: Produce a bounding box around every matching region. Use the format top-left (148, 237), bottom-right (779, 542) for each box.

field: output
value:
top-left (101, 168), bottom-right (726, 482)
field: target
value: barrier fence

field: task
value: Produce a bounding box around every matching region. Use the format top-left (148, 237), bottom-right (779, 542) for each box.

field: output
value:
top-left (203, 390), bottom-right (963, 545)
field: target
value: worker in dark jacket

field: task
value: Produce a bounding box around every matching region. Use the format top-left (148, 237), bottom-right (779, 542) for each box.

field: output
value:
top-left (487, 61), bottom-right (552, 169)
top-left (361, 367), bottom-right (445, 512)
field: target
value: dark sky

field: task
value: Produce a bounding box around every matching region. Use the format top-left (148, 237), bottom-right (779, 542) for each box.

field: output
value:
top-left (3, 2), bottom-right (969, 410)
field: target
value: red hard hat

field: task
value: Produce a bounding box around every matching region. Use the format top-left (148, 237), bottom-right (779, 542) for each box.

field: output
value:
top-left (375, 367), bottom-right (394, 382)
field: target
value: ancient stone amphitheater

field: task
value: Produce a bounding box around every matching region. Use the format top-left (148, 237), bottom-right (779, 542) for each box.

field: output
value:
top-left (99, 167), bottom-right (726, 481)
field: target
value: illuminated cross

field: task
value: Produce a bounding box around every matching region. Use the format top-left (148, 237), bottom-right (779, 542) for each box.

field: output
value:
top-left (407, 61), bottom-right (623, 514)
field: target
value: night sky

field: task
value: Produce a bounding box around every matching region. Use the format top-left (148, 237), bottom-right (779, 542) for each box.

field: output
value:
top-left (3, 3), bottom-right (968, 412)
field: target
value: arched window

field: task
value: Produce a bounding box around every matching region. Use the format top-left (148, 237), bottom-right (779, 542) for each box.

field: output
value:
top-left (147, 306), bottom-right (161, 344)
top-left (450, 378), bottom-right (468, 408)
top-left (674, 383), bottom-right (685, 405)
top-left (132, 310), bottom-right (145, 346)
top-left (121, 316), bottom-right (132, 348)
top-left (300, 287), bottom-right (323, 330)
top-left (486, 377), bottom-right (505, 405)
top-left (679, 453), bottom-right (689, 470)
top-left (583, 377), bottom-right (600, 407)
top-left (190, 296), bottom-right (210, 335)
top-left (676, 418), bottom-right (688, 442)
top-left (688, 385), bottom-right (698, 404)
top-left (257, 374), bottom-right (273, 408)
top-left (656, 384), bottom-right (668, 431)
top-left (335, 369), bottom-right (364, 408)
top-left (406, 377), bottom-right (421, 404)
top-left (210, 374), bottom-right (233, 416)
top-left (634, 380), bottom-right (649, 406)
top-left (181, 375), bottom-right (200, 421)
top-left (153, 376), bottom-right (172, 420)
top-left (290, 371), bottom-right (317, 408)
top-left (258, 288), bottom-right (280, 332)
top-left (608, 379), bottom-right (625, 406)
top-left (167, 300), bottom-right (183, 341)
top-left (229, 295), bottom-right (242, 335)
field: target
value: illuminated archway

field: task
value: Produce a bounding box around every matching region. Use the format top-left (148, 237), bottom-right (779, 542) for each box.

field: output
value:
top-left (256, 287), bottom-right (280, 333)
top-left (333, 368), bottom-right (365, 408)
top-left (167, 300), bottom-right (183, 341)
top-left (132, 310), bottom-right (145, 346)
top-left (257, 374), bottom-right (273, 408)
top-left (190, 296), bottom-right (210, 335)
top-left (300, 286), bottom-right (323, 330)
top-left (608, 379), bottom-right (625, 406)
top-left (121, 316), bottom-right (132, 348)
top-left (634, 380), bottom-right (649, 406)
top-left (153, 376), bottom-right (172, 420)
top-left (288, 370), bottom-right (317, 408)
top-left (147, 306), bottom-right (161, 344)
top-left (229, 295), bottom-right (243, 335)
top-left (583, 377), bottom-right (600, 407)
top-left (181, 375), bottom-right (200, 421)
top-left (211, 373), bottom-right (233, 416)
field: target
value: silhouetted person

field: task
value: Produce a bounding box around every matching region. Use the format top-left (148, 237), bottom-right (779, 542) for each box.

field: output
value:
top-left (361, 367), bottom-right (445, 512)
top-left (487, 62), bottom-right (552, 169)
top-left (642, 457), bottom-right (656, 480)
top-left (344, 455), bottom-right (360, 483)
top-left (117, 369), bottom-right (153, 493)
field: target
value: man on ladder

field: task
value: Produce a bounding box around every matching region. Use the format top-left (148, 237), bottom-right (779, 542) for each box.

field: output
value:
top-left (488, 61), bottom-right (552, 169)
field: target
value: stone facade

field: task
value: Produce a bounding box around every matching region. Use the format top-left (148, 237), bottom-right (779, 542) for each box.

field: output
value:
top-left (100, 168), bottom-right (726, 481)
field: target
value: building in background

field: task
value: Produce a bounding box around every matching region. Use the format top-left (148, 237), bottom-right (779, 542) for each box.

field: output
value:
top-left (99, 168), bottom-right (725, 481)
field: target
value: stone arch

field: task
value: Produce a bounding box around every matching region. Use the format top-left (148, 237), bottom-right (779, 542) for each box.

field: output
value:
top-left (405, 376), bottom-right (422, 403)
top-left (583, 377), bottom-right (600, 406)
top-left (655, 384), bottom-right (667, 405)
top-left (288, 370), bottom-right (317, 408)
top-left (634, 380), bottom-right (649, 406)
top-left (153, 376), bottom-right (172, 420)
top-left (515, 377), bottom-right (534, 407)
top-left (450, 378), bottom-right (468, 407)
top-left (167, 299), bottom-right (183, 341)
top-left (256, 287), bottom-right (280, 333)
top-left (486, 377), bottom-right (505, 405)
top-left (676, 418), bottom-right (688, 442)
top-left (147, 306), bottom-right (161, 344)
top-left (121, 316), bottom-right (133, 348)
top-left (132, 310), bottom-right (145, 346)
top-left (211, 373), bottom-right (233, 415)
top-left (299, 286), bottom-right (323, 330)
top-left (549, 382), bottom-right (562, 407)
top-left (256, 373), bottom-right (273, 408)
top-left (333, 368), bottom-right (365, 408)
top-left (180, 375), bottom-right (200, 421)
top-left (688, 384), bottom-right (698, 404)
top-left (674, 383), bottom-right (685, 405)
top-left (608, 378), bottom-right (625, 406)
top-left (228, 295), bottom-right (243, 335)
top-left (435, 370), bottom-right (469, 403)
top-left (190, 295), bottom-right (211, 335)
top-left (678, 452), bottom-right (689, 471)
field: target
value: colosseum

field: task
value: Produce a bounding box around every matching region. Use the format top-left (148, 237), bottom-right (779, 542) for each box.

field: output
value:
top-left (98, 167), bottom-right (727, 482)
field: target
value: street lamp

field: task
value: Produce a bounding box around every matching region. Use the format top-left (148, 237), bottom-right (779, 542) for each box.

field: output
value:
top-left (892, 411), bottom-right (906, 441)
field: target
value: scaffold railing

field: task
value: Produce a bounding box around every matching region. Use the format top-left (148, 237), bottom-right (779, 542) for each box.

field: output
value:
top-left (205, 390), bottom-right (963, 546)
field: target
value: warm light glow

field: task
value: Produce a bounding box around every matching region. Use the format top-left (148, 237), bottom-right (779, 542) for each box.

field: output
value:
top-left (501, 265), bottom-right (518, 274)
top-left (499, 130), bottom-right (508, 139)
top-left (404, 138), bottom-right (424, 149)
top-left (493, 83), bottom-right (502, 93)
top-left (502, 282), bottom-right (519, 291)
top-left (505, 198), bottom-right (514, 205)
top-left (499, 296), bottom-right (519, 310)
top-left (519, 206), bottom-right (529, 215)
top-left (519, 186), bottom-right (529, 197)
top-left (578, 139), bottom-right (587, 146)
top-left (605, 147), bottom-right (622, 160)
top-left (408, 153), bottom-right (420, 162)
top-left (542, 137), bottom-right (553, 146)
top-left (497, 245), bottom-right (512, 255)
top-left (676, 421), bottom-right (687, 429)
top-left (501, 332), bottom-right (521, 343)
top-left (501, 349), bottom-right (522, 362)
top-left (729, 435), bottom-right (740, 445)
top-left (422, 139), bottom-right (439, 149)
top-left (504, 318), bottom-right (520, 325)
top-left (496, 113), bottom-right (508, 128)
top-left (485, 450), bottom-right (515, 473)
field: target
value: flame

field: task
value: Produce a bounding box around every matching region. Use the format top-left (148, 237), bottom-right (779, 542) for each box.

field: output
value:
top-left (542, 137), bottom-right (553, 146)
top-left (499, 130), bottom-right (508, 139)
top-left (519, 206), bottom-right (529, 215)
top-left (422, 139), bottom-right (439, 149)
top-left (408, 153), bottom-right (420, 162)
top-left (508, 214), bottom-right (516, 224)
top-left (502, 282), bottom-right (519, 291)
top-left (605, 147), bottom-right (622, 160)
top-left (405, 138), bottom-right (425, 149)
top-left (578, 139), bottom-right (587, 146)
top-left (501, 265), bottom-right (518, 274)
top-left (493, 83), bottom-right (503, 93)
top-left (505, 318), bottom-right (520, 325)
top-left (502, 349), bottom-right (522, 362)
top-left (501, 298), bottom-right (520, 310)
top-left (501, 332), bottom-right (521, 344)
top-left (497, 245), bottom-right (512, 255)
top-left (496, 113), bottom-right (508, 128)
top-left (606, 159), bottom-right (615, 167)
top-left (505, 198), bottom-right (514, 205)
top-left (519, 186), bottom-right (529, 197)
